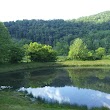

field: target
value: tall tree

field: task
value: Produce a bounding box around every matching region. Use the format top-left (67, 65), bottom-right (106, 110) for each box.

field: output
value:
top-left (68, 38), bottom-right (88, 60)
top-left (0, 22), bottom-right (12, 63)
top-left (8, 43), bottom-right (25, 63)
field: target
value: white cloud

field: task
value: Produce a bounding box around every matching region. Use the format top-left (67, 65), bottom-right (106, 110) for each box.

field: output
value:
top-left (19, 86), bottom-right (110, 108)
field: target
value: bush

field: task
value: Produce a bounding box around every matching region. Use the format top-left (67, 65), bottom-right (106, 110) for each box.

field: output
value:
top-left (103, 55), bottom-right (110, 60)
top-left (24, 42), bottom-right (57, 62)
top-left (8, 44), bottom-right (25, 63)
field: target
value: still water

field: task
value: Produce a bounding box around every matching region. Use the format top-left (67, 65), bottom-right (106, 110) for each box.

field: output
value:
top-left (0, 67), bottom-right (110, 109)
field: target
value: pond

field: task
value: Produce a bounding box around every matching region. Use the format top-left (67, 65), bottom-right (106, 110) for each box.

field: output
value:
top-left (0, 67), bottom-right (110, 109)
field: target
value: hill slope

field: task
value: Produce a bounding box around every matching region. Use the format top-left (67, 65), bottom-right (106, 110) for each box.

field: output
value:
top-left (77, 11), bottom-right (110, 23)
top-left (4, 11), bottom-right (110, 55)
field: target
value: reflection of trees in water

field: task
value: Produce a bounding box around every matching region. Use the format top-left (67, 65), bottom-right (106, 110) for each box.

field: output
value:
top-left (0, 69), bottom-right (57, 89)
top-left (0, 69), bottom-right (65, 89)
top-left (27, 69), bottom-right (72, 87)
top-left (49, 69), bottom-right (72, 87)
top-left (22, 71), bottom-right (31, 88)
top-left (0, 68), bottom-right (73, 89)
top-left (27, 69), bottom-right (59, 87)
top-left (67, 68), bottom-right (110, 93)
top-left (0, 71), bottom-right (26, 89)
top-left (1, 68), bottom-right (110, 93)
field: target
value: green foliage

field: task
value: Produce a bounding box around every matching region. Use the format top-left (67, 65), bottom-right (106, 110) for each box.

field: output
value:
top-left (95, 47), bottom-right (106, 60)
top-left (77, 11), bottom-right (110, 23)
top-left (68, 38), bottom-right (88, 60)
top-left (25, 42), bottom-right (57, 62)
top-left (8, 43), bottom-right (25, 63)
top-left (4, 11), bottom-right (110, 56)
top-left (86, 47), bottom-right (106, 60)
top-left (0, 22), bottom-right (12, 63)
top-left (86, 50), bottom-right (96, 60)
top-left (54, 41), bottom-right (69, 56)
top-left (57, 56), bottom-right (68, 62)
top-left (0, 22), bottom-right (26, 63)
top-left (12, 38), bottom-right (32, 46)
top-left (68, 37), bottom-right (106, 60)
top-left (103, 55), bottom-right (110, 60)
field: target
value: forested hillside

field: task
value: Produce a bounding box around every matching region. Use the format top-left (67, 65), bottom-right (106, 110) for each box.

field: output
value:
top-left (0, 21), bottom-right (57, 63)
top-left (4, 11), bottom-right (110, 55)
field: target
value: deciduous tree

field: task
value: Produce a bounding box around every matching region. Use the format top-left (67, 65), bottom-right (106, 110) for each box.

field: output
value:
top-left (68, 38), bottom-right (88, 60)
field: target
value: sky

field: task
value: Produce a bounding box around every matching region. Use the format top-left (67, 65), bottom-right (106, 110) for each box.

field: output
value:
top-left (0, 0), bottom-right (110, 22)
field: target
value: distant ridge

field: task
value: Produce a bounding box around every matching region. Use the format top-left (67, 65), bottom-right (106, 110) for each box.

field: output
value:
top-left (76, 11), bottom-right (110, 22)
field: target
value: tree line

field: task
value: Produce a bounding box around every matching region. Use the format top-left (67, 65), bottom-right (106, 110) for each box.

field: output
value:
top-left (4, 11), bottom-right (110, 55)
top-left (0, 22), bottom-right (57, 64)
top-left (68, 38), bottom-right (106, 60)
top-left (1, 11), bottom-right (110, 63)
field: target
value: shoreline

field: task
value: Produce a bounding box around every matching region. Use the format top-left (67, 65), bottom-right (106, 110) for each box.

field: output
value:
top-left (0, 60), bottom-right (110, 73)
top-left (0, 60), bottom-right (110, 110)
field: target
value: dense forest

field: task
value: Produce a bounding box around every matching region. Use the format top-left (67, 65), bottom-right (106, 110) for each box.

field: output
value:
top-left (0, 22), bottom-right (56, 63)
top-left (4, 11), bottom-right (110, 55)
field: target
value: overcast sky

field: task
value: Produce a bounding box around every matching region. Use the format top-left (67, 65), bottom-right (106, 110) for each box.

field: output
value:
top-left (0, 0), bottom-right (110, 22)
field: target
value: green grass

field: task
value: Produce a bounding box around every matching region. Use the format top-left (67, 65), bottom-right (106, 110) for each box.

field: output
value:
top-left (1, 59), bottom-right (110, 73)
top-left (59, 60), bottom-right (110, 67)
top-left (0, 91), bottom-right (109, 110)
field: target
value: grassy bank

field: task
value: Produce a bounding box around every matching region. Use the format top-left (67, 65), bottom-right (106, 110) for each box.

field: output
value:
top-left (1, 60), bottom-right (110, 73)
top-left (60, 60), bottom-right (110, 67)
top-left (1, 60), bottom-right (110, 110)
top-left (0, 91), bottom-right (108, 110)
top-left (0, 62), bottom-right (60, 73)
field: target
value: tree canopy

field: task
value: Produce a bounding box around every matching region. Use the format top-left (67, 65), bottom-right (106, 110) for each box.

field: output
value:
top-left (0, 22), bottom-right (12, 63)
top-left (4, 11), bottom-right (110, 55)
top-left (68, 38), bottom-right (106, 60)
top-left (24, 42), bottom-right (57, 62)
top-left (68, 38), bottom-right (88, 60)
top-left (1, 11), bottom-right (110, 63)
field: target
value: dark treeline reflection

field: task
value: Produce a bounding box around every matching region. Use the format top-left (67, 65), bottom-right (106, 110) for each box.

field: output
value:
top-left (0, 68), bottom-right (71, 89)
top-left (0, 68), bottom-right (110, 94)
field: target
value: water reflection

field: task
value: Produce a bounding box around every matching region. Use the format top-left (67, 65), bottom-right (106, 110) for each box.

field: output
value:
top-left (0, 71), bottom-right (27, 89)
top-left (19, 86), bottom-right (110, 109)
top-left (0, 68), bottom-right (71, 89)
top-left (1, 67), bottom-right (110, 108)
top-left (68, 68), bottom-right (110, 93)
